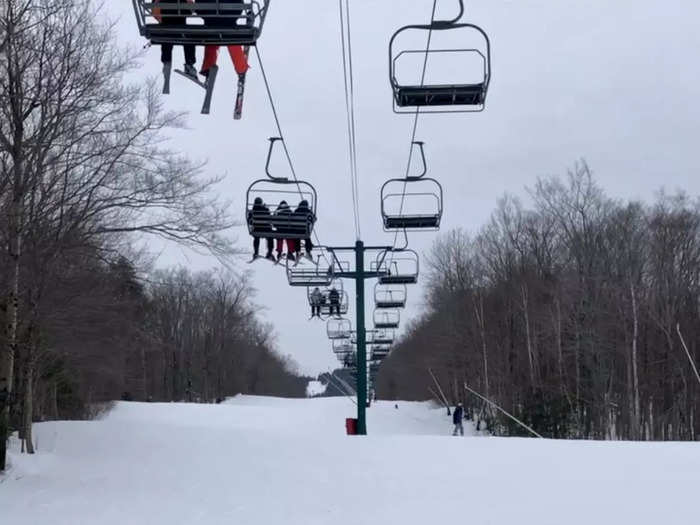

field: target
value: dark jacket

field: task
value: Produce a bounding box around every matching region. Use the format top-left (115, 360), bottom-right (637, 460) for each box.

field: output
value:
top-left (291, 200), bottom-right (315, 236)
top-left (196, 0), bottom-right (242, 28)
top-left (453, 405), bottom-right (464, 424)
top-left (248, 201), bottom-right (272, 233)
top-left (275, 201), bottom-right (293, 234)
top-left (328, 288), bottom-right (340, 305)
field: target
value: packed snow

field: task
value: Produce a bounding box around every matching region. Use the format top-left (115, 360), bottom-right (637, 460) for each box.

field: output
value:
top-left (2, 396), bottom-right (698, 525)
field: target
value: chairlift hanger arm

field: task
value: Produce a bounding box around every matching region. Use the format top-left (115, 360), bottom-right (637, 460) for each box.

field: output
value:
top-left (265, 137), bottom-right (288, 181)
top-left (442, 0), bottom-right (465, 25)
top-left (407, 141), bottom-right (428, 180)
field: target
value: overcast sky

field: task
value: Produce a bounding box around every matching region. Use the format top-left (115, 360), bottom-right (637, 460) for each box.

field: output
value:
top-left (113, 1), bottom-right (700, 376)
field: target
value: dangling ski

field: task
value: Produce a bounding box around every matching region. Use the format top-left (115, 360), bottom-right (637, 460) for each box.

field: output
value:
top-left (162, 63), bottom-right (172, 95)
top-left (201, 65), bottom-right (218, 115)
top-left (233, 46), bottom-right (250, 120)
top-left (174, 68), bottom-right (207, 89)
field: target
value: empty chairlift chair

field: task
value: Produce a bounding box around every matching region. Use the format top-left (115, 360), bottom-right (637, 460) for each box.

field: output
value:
top-left (372, 346), bottom-right (391, 360)
top-left (247, 137), bottom-right (318, 241)
top-left (374, 249), bottom-right (419, 285)
top-left (389, 0), bottom-right (491, 114)
top-left (327, 318), bottom-right (352, 340)
top-left (381, 142), bottom-right (443, 231)
top-left (287, 253), bottom-right (334, 287)
top-left (333, 342), bottom-right (356, 368)
top-left (371, 330), bottom-right (395, 346)
top-left (374, 309), bottom-right (400, 330)
top-left (374, 283), bottom-right (408, 310)
top-left (133, 1), bottom-right (271, 46)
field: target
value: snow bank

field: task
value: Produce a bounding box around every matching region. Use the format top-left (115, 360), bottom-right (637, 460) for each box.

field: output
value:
top-left (305, 380), bottom-right (328, 397)
top-left (1, 397), bottom-right (698, 525)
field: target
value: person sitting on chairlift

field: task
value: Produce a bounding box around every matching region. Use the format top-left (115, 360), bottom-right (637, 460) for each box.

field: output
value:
top-left (292, 199), bottom-right (315, 260)
top-left (247, 197), bottom-right (274, 261)
top-left (197, 0), bottom-right (250, 81)
top-left (274, 200), bottom-right (296, 261)
top-left (328, 287), bottom-right (341, 317)
top-left (310, 287), bottom-right (322, 318)
top-left (153, 0), bottom-right (197, 79)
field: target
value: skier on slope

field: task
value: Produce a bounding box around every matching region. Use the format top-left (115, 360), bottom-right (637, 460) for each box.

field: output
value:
top-left (153, 0), bottom-right (198, 80)
top-left (197, 0), bottom-right (250, 81)
top-left (274, 201), bottom-right (296, 261)
top-left (247, 197), bottom-right (275, 261)
top-left (452, 402), bottom-right (464, 436)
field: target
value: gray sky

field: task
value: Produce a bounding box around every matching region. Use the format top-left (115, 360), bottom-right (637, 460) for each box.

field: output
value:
top-left (113, 1), bottom-right (700, 376)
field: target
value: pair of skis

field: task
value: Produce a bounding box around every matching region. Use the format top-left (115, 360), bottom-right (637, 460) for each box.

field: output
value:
top-left (165, 46), bottom-right (250, 119)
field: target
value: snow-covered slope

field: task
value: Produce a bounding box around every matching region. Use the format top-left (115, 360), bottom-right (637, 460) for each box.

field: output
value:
top-left (2, 397), bottom-right (698, 525)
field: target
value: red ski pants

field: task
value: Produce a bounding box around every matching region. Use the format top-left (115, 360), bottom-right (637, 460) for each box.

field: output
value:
top-left (201, 45), bottom-right (249, 75)
top-left (277, 239), bottom-right (297, 253)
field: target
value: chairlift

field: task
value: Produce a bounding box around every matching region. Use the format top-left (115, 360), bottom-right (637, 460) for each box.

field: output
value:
top-left (381, 142), bottom-right (443, 231)
top-left (374, 283), bottom-right (407, 309)
top-left (350, 330), bottom-right (380, 346)
top-left (327, 318), bottom-right (352, 340)
top-left (373, 249), bottom-right (419, 285)
top-left (133, 1), bottom-right (271, 46)
top-left (371, 329), bottom-right (395, 346)
top-left (340, 351), bottom-right (357, 369)
top-left (373, 309), bottom-right (400, 330)
top-left (247, 138), bottom-right (318, 240)
top-left (389, 0), bottom-right (491, 113)
top-left (372, 346), bottom-right (391, 360)
top-left (333, 338), bottom-right (353, 352)
top-left (309, 287), bottom-right (349, 317)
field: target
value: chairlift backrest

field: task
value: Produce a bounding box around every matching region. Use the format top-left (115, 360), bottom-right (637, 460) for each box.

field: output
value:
top-left (133, 1), bottom-right (271, 46)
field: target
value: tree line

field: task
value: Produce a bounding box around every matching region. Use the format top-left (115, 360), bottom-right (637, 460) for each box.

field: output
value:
top-left (377, 163), bottom-right (700, 441)
top-left (0, 0), bottom-right (307, 470)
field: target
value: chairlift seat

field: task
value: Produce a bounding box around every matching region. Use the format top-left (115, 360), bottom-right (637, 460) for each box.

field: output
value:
top-left (375, 300), bottom-right (405, 309)
top-left (379, 274), bottom-right (417, 285)
top-left (143, 24), bottom-right (259, 46)
top-left (384, 214), bottom-right (441, 230)
top-left (396, 83), bottom-right (485, 108)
